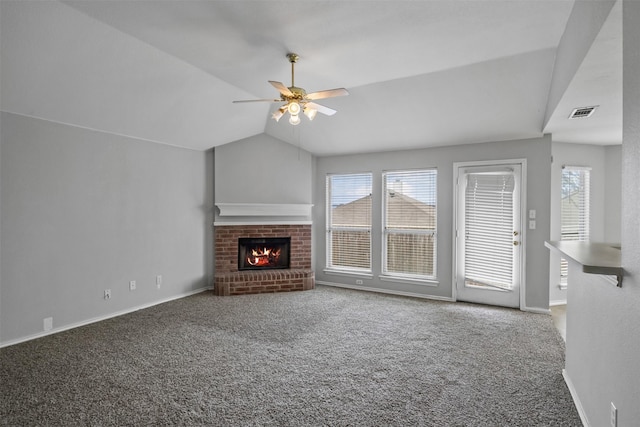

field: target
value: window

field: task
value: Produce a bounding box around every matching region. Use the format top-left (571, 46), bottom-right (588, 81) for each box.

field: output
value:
top-left (326, 173), bottom-right (372, 271)
top-left (383, 169), bottom-right (437, 278)
top-left (560, 166), bottom-right (591, 283)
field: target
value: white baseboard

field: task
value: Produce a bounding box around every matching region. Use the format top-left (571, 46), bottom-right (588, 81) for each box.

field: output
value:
top-left (563, 369), bottom-right (589, 427)
top-left (521, 306), bottom-right (551, 315)
top-left (0, 287), bottom-right (212, 349)
top-left (549, 299), bottom-right (568, 307)
top-left (316, 281), bottom-right (455, 302)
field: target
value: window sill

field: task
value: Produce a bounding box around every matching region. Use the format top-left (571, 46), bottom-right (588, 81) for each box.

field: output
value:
top-left (323, 269), bottom-right (374, 279)
top-left (379, 274), bottom-right (439, 287)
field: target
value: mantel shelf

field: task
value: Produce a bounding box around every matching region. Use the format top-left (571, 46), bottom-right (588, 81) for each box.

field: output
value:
top-left (216, 203), bottom-right (313, 217)
top-left (545, 241), bottom-right (623, 287)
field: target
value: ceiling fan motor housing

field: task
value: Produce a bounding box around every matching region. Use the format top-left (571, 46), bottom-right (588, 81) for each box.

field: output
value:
top-left (284, 86), bottom-right (307, 102)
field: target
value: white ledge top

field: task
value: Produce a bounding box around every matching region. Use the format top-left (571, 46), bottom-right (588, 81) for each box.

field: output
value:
top-left (545, 240), bottom-right (623, 287)
top-left (216, 203), bottom-right (313, 217)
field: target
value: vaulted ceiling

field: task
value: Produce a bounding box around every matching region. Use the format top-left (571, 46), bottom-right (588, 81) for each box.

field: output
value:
top-left (0, 0), bottom-right (621, 156)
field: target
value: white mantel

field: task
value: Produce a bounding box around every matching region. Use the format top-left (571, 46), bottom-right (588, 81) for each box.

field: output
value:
top-left (214, 203), bottom-right (313, 225)
top-left (216, 203), bottom-right (313, 217)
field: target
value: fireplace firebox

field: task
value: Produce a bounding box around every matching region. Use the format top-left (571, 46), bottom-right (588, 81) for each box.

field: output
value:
top-left (238, 237), bottom-right (291, 271)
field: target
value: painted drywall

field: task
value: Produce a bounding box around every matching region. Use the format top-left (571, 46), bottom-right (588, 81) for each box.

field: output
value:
top-left (314, 135), bottom-right (552, 311)
top-left (543, 0), bottom-right (616, 127)
top-left (0, 0), bottom-right (264, 151)
top-left (562, 2), bottom-right (640, 425)
top-left (604, 145), bottom-right (622, 243)
top-left (0, 115), bottom-right (2, 331)
top-left (548, 142), bottom-right (621, 304)
top-left (214, 133), bottom-right (313, 223)
top-left (0, 112), bottom-right (214, 345)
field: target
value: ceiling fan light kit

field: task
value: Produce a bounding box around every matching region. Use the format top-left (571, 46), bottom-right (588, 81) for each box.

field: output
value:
top-left (233, 53), bottom-right (349, 125)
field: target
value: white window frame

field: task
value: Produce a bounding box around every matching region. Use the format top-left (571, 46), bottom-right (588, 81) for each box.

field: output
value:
top-left (560, 165), bottom-right (591, 286)
top-left (381, 169), bottom-right (437, 282)
top-left (325, 173), bottom-right (373, 275)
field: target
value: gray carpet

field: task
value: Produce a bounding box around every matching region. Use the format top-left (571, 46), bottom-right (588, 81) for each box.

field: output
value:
top-left (1, 285), bottom-right (581, 426)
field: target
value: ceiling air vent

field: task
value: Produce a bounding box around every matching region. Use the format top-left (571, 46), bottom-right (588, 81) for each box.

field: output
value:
top-left (569, 106), bottom-right (598, 119)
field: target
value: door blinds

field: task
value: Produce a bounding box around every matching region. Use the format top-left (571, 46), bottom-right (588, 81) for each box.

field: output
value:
top-left (464, 172), bottom-right (515, 290)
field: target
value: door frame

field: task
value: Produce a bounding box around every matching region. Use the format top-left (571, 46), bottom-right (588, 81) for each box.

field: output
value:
top-left (452, 159), bottom-right (528, 310)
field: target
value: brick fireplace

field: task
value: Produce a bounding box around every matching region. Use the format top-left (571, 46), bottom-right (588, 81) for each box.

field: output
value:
top-left (214, 224), bottom-right (314, 296)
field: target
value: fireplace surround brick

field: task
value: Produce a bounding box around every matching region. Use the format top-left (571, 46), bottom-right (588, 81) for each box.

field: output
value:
top-left (214, 224), bottom-right (314, 296)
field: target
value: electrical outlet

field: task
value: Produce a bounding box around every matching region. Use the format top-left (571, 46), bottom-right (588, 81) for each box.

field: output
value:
top-left (529, 220), bottom-right (536, 230)
top-left (43, 317), bottom-right (53, 331)
top-left (156, 275), bottom-right (162, 289)
top-left (129, 280), bottom-right (136, 291)
top-left (611, 402), bottom-right (617, 427)
top-left (356, 279), bottom-right (364, 285)
top-left (104, 289), bottom-right (111, 300)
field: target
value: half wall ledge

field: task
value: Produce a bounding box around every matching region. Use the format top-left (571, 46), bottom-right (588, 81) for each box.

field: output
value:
top-left (545, 241), bottom-right (623, 287)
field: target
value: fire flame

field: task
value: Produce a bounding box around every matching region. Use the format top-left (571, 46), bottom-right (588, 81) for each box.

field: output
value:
top-left (247, 247), bottom-right (281, 267)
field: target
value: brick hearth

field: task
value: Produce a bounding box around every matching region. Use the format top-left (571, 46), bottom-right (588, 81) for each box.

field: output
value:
top-left (214, 224), bottom-right (314, 296)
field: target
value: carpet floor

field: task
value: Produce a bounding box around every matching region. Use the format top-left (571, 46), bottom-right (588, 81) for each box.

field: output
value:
top-left (0, 285), bottom-right (581, 426)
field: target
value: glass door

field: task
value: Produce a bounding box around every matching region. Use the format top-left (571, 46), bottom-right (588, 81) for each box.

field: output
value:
top-left (455, 163), bottom-right (522, 308)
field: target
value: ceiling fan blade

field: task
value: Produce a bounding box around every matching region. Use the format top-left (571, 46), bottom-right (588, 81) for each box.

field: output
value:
top-left (232, 99), bottom-right (280, 103)
top-left (269, 81), bottom-right (294, 97)
top-left (305, 88), bottom-right (349, 101)
top-left (306, 102), bottom-right (337, 116)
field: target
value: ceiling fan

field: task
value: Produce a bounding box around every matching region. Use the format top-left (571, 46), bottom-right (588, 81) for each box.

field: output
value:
top-left (233, 53), bottom-right (349, 125)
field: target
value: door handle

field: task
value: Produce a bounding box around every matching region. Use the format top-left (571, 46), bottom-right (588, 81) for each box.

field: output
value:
top-left (513, 241), bottom-right (519, 246)
top-left (513, 231), bottom-right (519, 236)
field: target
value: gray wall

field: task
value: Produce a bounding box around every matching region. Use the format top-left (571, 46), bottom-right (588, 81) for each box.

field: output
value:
top-left (543, 0), bottom-right (616, 127)
top-left (214, 133), bottom-right (313, 223)
top-left (604, 145), bottom-right (622, 242)
top-left (548, 142), bottom-right (621, 304)
top-left (563, 2), bottom-right (640, 425)
top-left (314, 135), bottom-right (552, 311)
top-left (0, 112), bottom-right (214, 345)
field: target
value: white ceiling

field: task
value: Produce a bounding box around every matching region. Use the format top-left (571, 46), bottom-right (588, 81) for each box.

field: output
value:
top-left (543, 0), bottom-right (622, 145)
top-left (0, 0), bottom-right (621, 155)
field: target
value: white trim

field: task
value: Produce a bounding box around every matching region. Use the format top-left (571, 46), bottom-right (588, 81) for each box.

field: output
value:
top-left (323, 269), bottom-right (374, 279)
top-left (561, 165), bottom-right (592, 171)
top-left (216, 203), bottom-right (313, 217)
top-left (563, 369), bottom-right (590, 427)
top-left (317, 281), bottom-right (454, 302)
top-left (214, 220), bottom-right (312, 226)
top-left (452, 159), bottom-right (527, 309)
top-left (379, 274), bottom-right (439, 287)
top-left (521, 306), bottom-right (551, 315)
top-left (549, 299), bottom-right (567, 306)
top-left (0, 287), bottom-right (212, 349)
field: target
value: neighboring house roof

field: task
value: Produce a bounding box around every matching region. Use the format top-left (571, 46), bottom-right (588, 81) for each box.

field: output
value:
top-left (332, 191), bottom-right (435, 229)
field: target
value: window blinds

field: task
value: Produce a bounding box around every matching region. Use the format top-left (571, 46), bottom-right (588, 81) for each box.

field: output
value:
top-left (326, 173), bottom-right (372, 270)
top-left (383, 170), bottom-right (437, 277)
top-left (464, 173), bottom-right (515, 290)
top-left (560, 167), bottom-right (591, 281)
